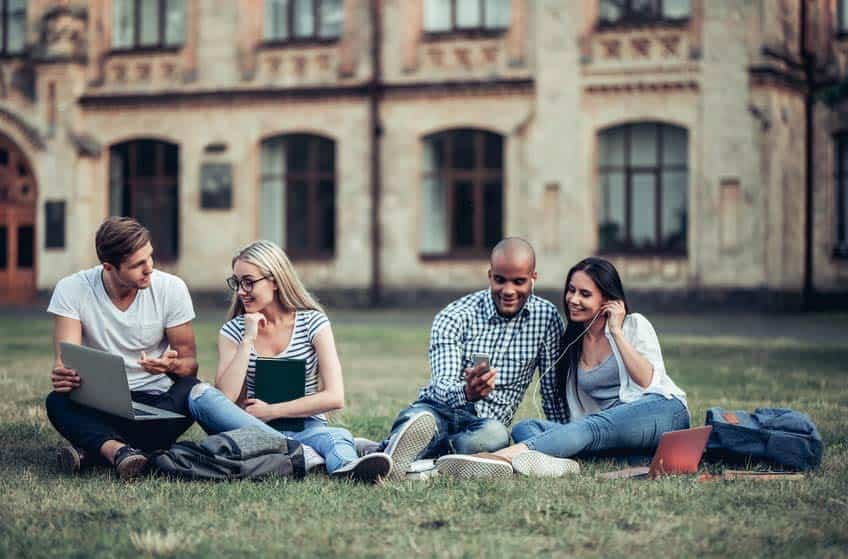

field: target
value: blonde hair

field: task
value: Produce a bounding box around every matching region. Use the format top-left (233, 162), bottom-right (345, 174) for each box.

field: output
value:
top-left (226, 240), bottom-right (324, 319)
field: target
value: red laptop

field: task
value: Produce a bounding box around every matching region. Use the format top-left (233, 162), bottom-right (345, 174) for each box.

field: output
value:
top-left (602, 426), bottom-right (713, 480)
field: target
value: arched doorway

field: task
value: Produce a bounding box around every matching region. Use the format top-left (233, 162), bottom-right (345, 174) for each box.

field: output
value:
top-left (0, 134), bottom-right (37, 302)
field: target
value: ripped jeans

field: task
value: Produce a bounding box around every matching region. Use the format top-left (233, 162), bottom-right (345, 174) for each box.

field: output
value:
top-left (188, 383), bottom-right (357, 473)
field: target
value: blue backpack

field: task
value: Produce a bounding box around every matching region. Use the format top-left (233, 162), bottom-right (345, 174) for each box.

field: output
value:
top-left (704, 407), bottom-right (823, 471)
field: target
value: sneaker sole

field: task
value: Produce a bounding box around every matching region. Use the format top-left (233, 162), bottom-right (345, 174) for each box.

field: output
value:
top-left (117, 454), bottom-right (148, 481)
top-left (436, 456), bottom-right (513, 479)
top-left (385, 413), bottom-right (437, 482)
top-left (56, 447), bottom-right (81, 474)
top-left (511, 451), bottom-right (580, 477)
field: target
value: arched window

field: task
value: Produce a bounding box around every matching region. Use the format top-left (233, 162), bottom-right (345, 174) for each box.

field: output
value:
top-left (597, 122), bottom-right (688, 254)
top-left (421, 129), bottom-right (503, 256)
top-left (109, 140), bottom-right (180, 261)
top-left (260, 134), bottom-right (335, 259)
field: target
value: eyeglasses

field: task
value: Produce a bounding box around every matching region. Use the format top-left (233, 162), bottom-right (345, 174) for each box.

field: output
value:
top-left (226, 275), bottom-right (272, 293)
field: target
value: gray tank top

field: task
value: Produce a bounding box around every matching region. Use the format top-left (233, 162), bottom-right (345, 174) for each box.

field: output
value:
top-left (577, 353), bottom-right (621, 410)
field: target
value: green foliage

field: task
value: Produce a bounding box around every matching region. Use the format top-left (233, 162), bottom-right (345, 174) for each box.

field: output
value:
top-left (1, 311), bottom-right (846, 558)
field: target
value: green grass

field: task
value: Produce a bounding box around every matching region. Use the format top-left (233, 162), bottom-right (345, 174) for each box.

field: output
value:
top-left (1, 310), bottom-right (847, 558)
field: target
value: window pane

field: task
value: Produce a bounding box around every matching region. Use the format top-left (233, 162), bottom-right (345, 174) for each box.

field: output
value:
top-left (317, 179), bottom-right (335, 252)
top-left (632, 173), bottom-right (656, 248)
top-left (286, 136), bottom-right (309, 172)
top-left (484, 0), bottom-right (510, 29)
top-left (286, 181), bottom-right (309, 250)
top-left (265, 0), bottom-right (290, 40)
top-left (17, 225), bottom-right (34, 268)
top-left (0, 227), bottom-right (6, 269)
top-left (661, 125), bottom-right (688, 166)
top-left (661, 171), bottom-right (687, 251)
top-left (319, 0), bottom-right (343, 38)
top-left (421, 176), bottom-right (448, 254)
top-left (45, 201), bottom-right (66, 249)
top-left (134, 185), bottom-right (179, 261)
top-left (165, 0), bottom-right (186, 46)
top-left (452, 180), bottom-right (475, 248)
top-left (423, 135), bottom-right (446, 174)
top-left (317, 138), bottom-right (334, 172)
top-left (630, 123), bottom-right (658, 167)
top-left (113, 0), bottom-right (135, 48)
top-left (483, 181), bottom-right (502, 248)
top-left (663, 0), bottom-right (691, 19)
top-left (262, 138), bottom-right (286, 176)
top-left (452, 130), bottom-right (476, 170)
top-left (483, 132), bottom-right (503, 170)
top-left (7, 0), bottom-right (26, 54)
top-left (842, 0), bottom-right (848, 32)
top-left (294, 0), bottom-right (315, 38)
top-left (457, 0), bottom-right (482, 29)
top-left (632, 0), bottom-right (660, 18)
top-left (109, 149), bottom-right (126, 216)
top-left (599, 172), bottom-right (625, 251)
top-left (599, 128), bottom-right (626, 167)
top-left (424, 0), bottom-right (451, 31)
top-left (599, 0), bottom-right (623, 23)
top-left (136, 141), bottom-right (158, 177)
top-left (260, 178), bottom-right (285, 248)
top-left (140, 0), bottom-right (161, 46)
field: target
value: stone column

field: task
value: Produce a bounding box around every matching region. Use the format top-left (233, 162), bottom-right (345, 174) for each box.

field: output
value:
top-left (401, 0), bottom-right (422, 73)
top-left (578, 0), bottom-right (598, 63)
top-left (86, 0), bottom-right (107, 85)
top-left (688, 0), bottom-right (703, 59)
top-left (506, 0), bottom-right (527, 66)
top-left (181, 0), bottom-right (199, 82)
top-left (237, 0), bottom-right (262, 80)
top-left (338, 0), bottom-right (361, 78)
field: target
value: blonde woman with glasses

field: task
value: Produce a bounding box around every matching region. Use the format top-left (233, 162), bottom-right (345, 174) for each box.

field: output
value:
top-left (188, 240), bottom-right (392, 482)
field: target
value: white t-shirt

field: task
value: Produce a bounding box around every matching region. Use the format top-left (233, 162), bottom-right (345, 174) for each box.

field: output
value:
top-left (47, 266), bottom-right (196, 393)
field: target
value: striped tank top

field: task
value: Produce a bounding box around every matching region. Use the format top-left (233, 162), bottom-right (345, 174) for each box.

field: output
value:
top-left (220, 310), bottom-right (330, 420)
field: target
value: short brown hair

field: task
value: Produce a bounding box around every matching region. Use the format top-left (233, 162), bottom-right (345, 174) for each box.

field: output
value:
top-left (95, 217), bottom-right (151, 268)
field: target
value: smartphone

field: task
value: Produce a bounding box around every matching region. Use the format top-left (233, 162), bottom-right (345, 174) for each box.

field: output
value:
top-left (471, 352), bottom-right (490, 373)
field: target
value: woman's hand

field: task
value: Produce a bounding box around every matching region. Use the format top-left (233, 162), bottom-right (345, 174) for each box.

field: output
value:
top-left (601, 300), bottom-right (626, 334)
top-left (244, 398), bottom-right (276, 422)
top-left (242, 313), bottom-right (267, 342)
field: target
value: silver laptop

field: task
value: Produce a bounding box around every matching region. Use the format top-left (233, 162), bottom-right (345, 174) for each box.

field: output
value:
top-left (60, 342), bottom-right (186, 421)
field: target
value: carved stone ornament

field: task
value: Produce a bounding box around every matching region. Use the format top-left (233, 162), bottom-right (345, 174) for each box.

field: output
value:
top-left (39, 6), bottom-right (88, 62)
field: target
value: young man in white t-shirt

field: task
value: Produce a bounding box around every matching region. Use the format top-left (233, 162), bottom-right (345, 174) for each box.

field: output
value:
top-left (45, 217), bottom-right (199, 480)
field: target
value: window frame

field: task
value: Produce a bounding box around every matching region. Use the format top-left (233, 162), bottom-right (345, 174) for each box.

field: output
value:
top-left (420, 129), bottom-right (504, 260)
top-left (261, 134), bottom-right (336, 260)
top-left (597, 122), bottom-right (688, 257)
top-left (110, 0), bottom-right (185, 53)
top-left (597, 0), bottom-right (691, 29)
top-left (835, 133), bottom-right (848, 258)
top-left (422, 0), bottom-right (511, 39)
top-left (262, 0), bottom-right (343, 47)
top-left (839, 0), bottom-right (848, 38)
top-left (0, 0), bottom-right (27, 57)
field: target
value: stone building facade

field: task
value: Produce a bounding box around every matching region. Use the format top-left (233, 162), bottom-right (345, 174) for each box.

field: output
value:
top-left (0, 0), bottom-right (846, 308)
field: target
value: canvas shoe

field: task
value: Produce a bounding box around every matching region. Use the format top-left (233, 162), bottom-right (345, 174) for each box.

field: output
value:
top-left (435, 453), bottom-right (514, 479)
top-left (332, 452), bottom-right (393, 483)
top-left (510, 450), bottom-right (580, 478)
top-left (113, 446), bottom-right (148, 481)
top-left (384, 412), bottom-right (437, 482)
top-left (56, 445), bottom-right (90, 474)
top-left (354, 437), bottom-right (381, 457)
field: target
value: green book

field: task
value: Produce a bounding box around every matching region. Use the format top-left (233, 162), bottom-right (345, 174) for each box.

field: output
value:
top-left (254, 357), bottom-right (306, 432)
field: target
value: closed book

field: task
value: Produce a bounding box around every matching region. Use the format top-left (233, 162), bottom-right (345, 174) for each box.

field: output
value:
top-left (254, 357), bottom-right (306, 432)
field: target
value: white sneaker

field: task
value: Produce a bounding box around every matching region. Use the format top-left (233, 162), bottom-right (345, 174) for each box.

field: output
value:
top-left (302, 444), bottom-right (326, 473)
top-left (332, 452), bottom-right (393, 483)
top-left (435, 453), bottom-right (514, 479)
top-left (405, 459), bottom-right (439, 480)
top-left (384, 412), bottom-right (437, 482)
top-left (511, 450), bottom-right (580, 477)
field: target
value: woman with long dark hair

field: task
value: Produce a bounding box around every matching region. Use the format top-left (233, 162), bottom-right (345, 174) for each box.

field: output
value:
top-left (437, 257), bottom-right (689, 478)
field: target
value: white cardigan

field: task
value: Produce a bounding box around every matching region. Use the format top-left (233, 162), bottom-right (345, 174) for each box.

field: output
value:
top-left (564, 313), bottom-right (688, 421)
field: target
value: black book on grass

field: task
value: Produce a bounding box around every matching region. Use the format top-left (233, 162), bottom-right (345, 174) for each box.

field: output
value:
top-left (254, 357), bottom-right (305, 432)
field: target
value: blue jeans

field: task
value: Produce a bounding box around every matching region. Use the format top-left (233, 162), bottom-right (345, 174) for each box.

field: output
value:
top-left (384, 399), bottom-right (510, 459)
top-left (511, 394), bottom-right (690, 458)
top-left (188, 384), bottom-right (357, 473)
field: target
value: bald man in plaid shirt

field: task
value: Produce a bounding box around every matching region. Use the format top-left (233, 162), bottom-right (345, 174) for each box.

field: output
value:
top-left (367, 238), bottom-right (565, 481)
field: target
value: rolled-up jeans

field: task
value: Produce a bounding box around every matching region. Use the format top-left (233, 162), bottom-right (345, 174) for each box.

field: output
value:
top-left (511, 394), bottom-right (690, 458)
top-left (188, 383), bottom-right (356, 473)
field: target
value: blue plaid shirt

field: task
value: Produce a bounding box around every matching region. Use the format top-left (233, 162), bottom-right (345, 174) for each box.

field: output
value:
top-left (417, 289), bottom-right (565, 426)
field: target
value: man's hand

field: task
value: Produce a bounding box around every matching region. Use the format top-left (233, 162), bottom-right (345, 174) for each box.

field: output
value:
top-left (51, 364), bottom-right (80, 392)
top-left (138, 349), bottom-right (178, 375)
top-left (244, 398), bottom-right (275, 422)
top-left (463, 363), bottom-right (497, 402)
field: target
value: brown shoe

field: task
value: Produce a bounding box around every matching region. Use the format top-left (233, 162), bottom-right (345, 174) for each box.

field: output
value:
top-left (114, 446), bottom-right (148, 481)
top-left (56, 445), bottom-right (86, 474)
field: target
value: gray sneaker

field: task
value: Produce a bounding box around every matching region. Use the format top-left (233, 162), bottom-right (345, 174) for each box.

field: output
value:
top-left (332, 452), bottom-right (393, 483)
top-left (384, 412), bottom-right (437, 482)
top-left (354, 437), bottom-right (381, 457)
top-left (511, 450), bottom-right (580, 477)
top-left (435, 453), bottom-right (514, 479)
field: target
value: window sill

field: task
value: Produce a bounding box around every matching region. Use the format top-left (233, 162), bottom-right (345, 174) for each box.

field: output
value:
top-left (595, 18), bottom-right (689, 32)
top-left (260, 38), bottom-right (340, 49)
top-left (108, 46), bottom-right (183, 57)
top-left (422, 29), bottom-right (508, 42)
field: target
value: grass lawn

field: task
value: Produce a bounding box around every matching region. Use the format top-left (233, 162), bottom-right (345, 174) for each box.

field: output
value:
top-left (0, 308), bottom-right (846, 558)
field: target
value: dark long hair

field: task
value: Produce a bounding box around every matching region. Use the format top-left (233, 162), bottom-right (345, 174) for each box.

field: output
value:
top-left (554, 257), bottom-right (629, 418)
